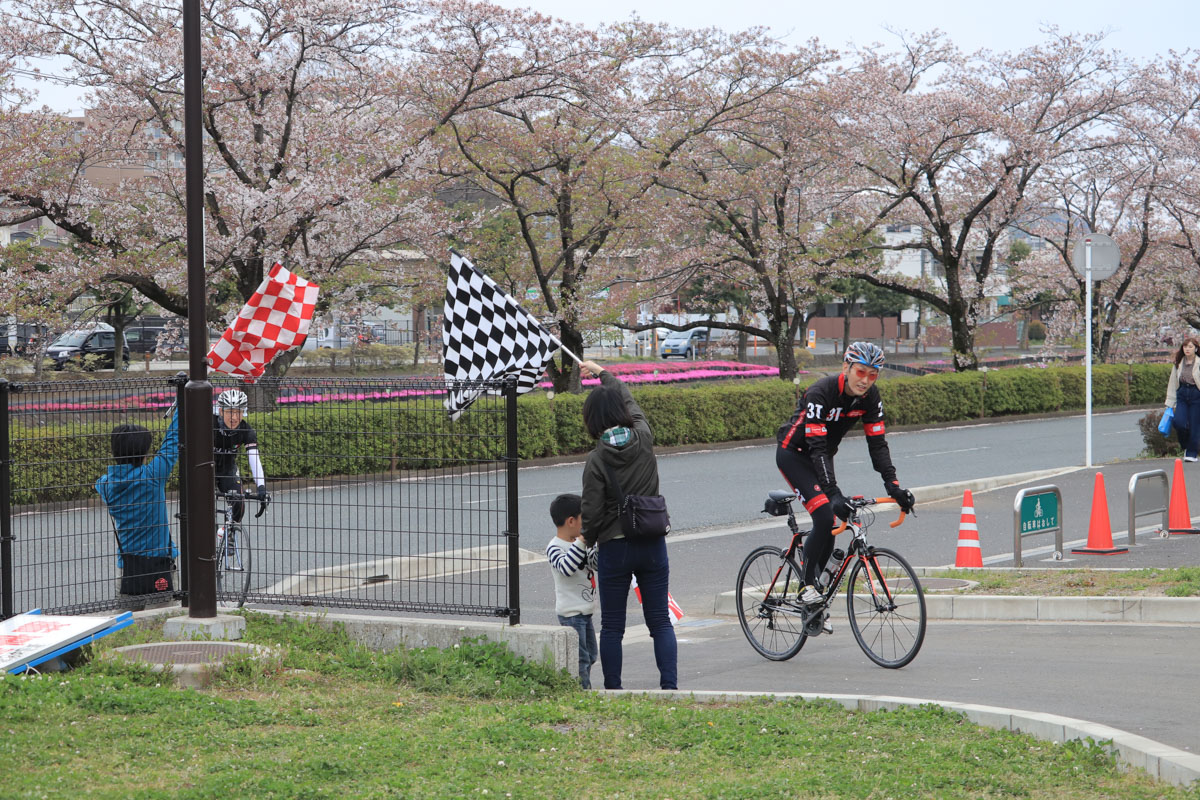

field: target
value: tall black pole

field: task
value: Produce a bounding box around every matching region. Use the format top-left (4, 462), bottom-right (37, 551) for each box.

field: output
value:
top-left (183, 0), bottom-right (216, 616)
top-left (505, 380), bottom-right (520, 626)
top-left (1, 379), bottom-right (12, 620)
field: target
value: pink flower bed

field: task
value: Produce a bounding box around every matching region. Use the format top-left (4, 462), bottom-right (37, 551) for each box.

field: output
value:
top-left (13, 360), bottom-right (786, 411)
top-left (569, 360), bottom-right (780, 388)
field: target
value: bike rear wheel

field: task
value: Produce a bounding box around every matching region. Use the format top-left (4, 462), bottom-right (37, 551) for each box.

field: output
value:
top-left (216, 524), bottom-right (252, 609)
top-left (735, 545), bottom-right (808, 661)
top-left (846, 546), bottom-right (926, 668)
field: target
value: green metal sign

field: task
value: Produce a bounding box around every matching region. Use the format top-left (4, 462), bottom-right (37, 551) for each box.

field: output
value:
top-left (1019, 492), bottom-right (1059, 534)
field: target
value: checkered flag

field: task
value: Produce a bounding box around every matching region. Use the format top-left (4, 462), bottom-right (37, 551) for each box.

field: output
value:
top-left (443, 251), bottom-right (559, 420)
top-left (207, 262), bottom-right (320, 380)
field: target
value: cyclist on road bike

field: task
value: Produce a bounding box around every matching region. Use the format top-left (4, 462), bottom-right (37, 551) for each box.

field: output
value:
top-left (214, 389), bottom-right (270, 522)
top-left (775, 342), bottom-right (916, 623)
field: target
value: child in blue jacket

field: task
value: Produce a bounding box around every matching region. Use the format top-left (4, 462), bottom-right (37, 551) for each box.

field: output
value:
top-left (95, 409), bottom-right (180, 596)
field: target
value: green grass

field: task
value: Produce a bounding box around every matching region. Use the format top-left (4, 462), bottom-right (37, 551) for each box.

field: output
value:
top-left (931, 567), bottom-right (1200, 597)
top-left (1, 614), bottom-right (1196, 799)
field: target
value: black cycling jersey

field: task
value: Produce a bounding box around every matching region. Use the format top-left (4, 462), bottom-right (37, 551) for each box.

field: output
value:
top-left (213, 415), bottom-right (258, 479)
top-left (776, 372), bottom-right (897, 493)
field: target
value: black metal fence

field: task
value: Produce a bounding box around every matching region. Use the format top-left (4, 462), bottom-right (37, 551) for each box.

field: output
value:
top-left (0, 375), bottom-right (521, 622)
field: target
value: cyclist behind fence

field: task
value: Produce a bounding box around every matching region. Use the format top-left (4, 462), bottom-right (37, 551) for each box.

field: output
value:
top-left (775, 342), bottom-right (916, 616)
top-left (214, 389), bottom-right (270, 520)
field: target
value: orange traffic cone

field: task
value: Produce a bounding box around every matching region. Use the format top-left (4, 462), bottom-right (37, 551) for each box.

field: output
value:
top-left (1071, 472), bottom-right (1128, 555)
top-left (1167, 458), bottom-right (1200, 535)
top-left (954, 489), bottom-right (983, 567)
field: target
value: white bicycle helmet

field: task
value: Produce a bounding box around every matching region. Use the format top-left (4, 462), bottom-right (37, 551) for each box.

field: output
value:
top-left (844, 341), bottom-right (885, 368)
top-left (216, 389), bottom-right (248, 411)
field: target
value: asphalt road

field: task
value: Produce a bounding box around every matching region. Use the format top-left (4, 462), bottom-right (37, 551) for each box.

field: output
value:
top-left (505, 406), bottom-right (1200, 756)
top-left (512, 407), bottom-right (1150, 535)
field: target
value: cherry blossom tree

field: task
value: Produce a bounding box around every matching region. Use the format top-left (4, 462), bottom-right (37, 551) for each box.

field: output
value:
top-left (0, 0), bottom-right (573, 374)
top-left (1010, 104), bottom-right (1185, 363)
top-left (440, 20), bottom-right (812, 390)
top-left (1150, 51), bottom-right (1200, 334)
top-left (643, 45), bottom-right (877, 381)
top-left (834, 32), bottom-right (1132, 370)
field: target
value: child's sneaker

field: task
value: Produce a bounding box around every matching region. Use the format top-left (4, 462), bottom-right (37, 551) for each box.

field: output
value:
top-left (800, 585), bottom-right (822, 605)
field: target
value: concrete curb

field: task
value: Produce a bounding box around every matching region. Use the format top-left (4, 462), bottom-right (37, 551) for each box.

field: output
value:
top-left (249, 608), bottom-right (577, 674)
top-left (606, 689), bottom-right (1200, 788)
top-left (712, 590), bottom-right (1200, 623)
top-left (911, 465), bottom-right (1084, 505)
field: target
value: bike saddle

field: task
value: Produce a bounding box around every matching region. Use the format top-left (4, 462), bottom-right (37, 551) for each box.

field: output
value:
top-left (763, 490), bottom-right (796, 517)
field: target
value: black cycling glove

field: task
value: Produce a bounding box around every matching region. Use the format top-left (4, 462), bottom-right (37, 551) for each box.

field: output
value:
top-left (826, 490), bottom-right (851, 520)
top-left (255, 485), bottom-right (271, 517)
top-left (887, 483), bottom-right (915, 513)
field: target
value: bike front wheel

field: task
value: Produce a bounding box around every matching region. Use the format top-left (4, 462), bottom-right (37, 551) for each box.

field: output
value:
top-left (216, 524), bottom-right (252, 609)
top-left (846, 547), bottom-right (926, 668)
top-left (735, 545), bottom-right (808, 661)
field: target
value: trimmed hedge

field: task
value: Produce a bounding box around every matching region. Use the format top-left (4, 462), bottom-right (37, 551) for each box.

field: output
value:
top-left (9, 363), bottom-right (1171, 505)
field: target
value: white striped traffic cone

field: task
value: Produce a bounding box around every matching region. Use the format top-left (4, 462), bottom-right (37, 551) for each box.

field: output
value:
top-left (955, 489), bottom-right (983, 568)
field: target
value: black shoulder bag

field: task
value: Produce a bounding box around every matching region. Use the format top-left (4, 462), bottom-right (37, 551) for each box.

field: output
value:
top-left (601, 462), bottom-right (671, 539)
top-left (107, 513), bottom-right (175, 596)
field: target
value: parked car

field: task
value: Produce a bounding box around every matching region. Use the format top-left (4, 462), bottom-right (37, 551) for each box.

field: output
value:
top-left (1, 323), bottom-right (48, 357)
top-left (659, 328), bottom-right (710, 359)
top-left (314, 323), bottom-right (388, 349)
top-left (45, 324), bottom-right (130, 370)
top-left (123, 326), bottom-right (165, 355)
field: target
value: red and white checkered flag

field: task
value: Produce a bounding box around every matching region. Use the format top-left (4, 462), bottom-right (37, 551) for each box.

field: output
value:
top-left (207, 262), bottom-right (320, 380)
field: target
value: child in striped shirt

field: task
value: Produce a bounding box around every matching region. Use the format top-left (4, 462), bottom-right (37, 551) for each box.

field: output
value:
top-left (546, 493), bottom-right (598, 688)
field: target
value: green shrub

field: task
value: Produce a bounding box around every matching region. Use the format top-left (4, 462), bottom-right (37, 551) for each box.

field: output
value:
top-left (1129, 363), bottom-right (1171, 404)
top-left (879, 372), bottom-right (984, 425)
top-left (7, 364), bottom-right (1171, 505)
top-left (983, 368), bottom-right (1064, 415)
top-left (1027, 320), bottom-right (1046, 341)
top-left (1139, 408), bottom-right (1181, 457)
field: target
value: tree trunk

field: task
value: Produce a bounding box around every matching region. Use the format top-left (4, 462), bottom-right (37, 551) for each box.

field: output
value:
top-left (737, 331), bottom-right (748, 362)
top-left (549, 322), bottom-right (585, 393)
top-left (775, 331), bottom-right (799, 382)
top-left (942, 260), bottom-right (978, 371)
top-left (411, 305), bottom-right (426, 368)
top-left (948, 303), bottom-right (978, 371)
top-left (842, 306), bottom-right (851, 354)
top-left (242, 348), bottom-right (304, 411)
top-left (112, 318), bottom-right (127, 373)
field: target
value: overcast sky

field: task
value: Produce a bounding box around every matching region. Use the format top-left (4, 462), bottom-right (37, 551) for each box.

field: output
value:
top-left (495, 0), bottom-right (1198, 61)
top-left (12, 0), bottom-right (1198, 113)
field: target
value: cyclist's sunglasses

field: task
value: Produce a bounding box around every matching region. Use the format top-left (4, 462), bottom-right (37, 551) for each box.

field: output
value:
top-left (849, 363), bottom-right (879, 382)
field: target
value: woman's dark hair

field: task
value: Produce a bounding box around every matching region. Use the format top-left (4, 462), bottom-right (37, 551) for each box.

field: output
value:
top-left (581, 386), bottom-right (634, 439)
top-left (1175, 337), bottom-right (1200, 367)
top-left (111, 424), bottom-right (152, 466)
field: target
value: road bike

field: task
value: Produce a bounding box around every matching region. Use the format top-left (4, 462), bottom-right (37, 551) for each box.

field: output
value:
top-left (735, 492), bottom-right (926, 668)
top-left (215, 489), bottom-right (268, 608)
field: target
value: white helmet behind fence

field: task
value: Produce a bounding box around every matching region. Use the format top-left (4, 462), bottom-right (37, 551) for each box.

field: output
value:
top-left (216, 389), bottom-right (248, 411)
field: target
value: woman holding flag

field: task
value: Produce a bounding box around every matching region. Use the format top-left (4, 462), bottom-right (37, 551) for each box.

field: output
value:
top-left (578, 360), bottom-right (677, 691)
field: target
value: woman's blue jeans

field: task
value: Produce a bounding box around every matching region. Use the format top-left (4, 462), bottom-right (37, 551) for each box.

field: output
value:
top-left (1174, 384), bottom-right (1200, 458)
top-left (597, 536), bottom-right (678, 690)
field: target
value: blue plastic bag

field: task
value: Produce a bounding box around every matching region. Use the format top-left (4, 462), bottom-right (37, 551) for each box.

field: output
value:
top-left (1159, 407), bottom-right (1174, 435)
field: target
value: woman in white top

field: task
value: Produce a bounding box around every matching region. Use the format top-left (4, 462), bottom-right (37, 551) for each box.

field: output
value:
top-left (1165, 337), bottom-right (1200, 461)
